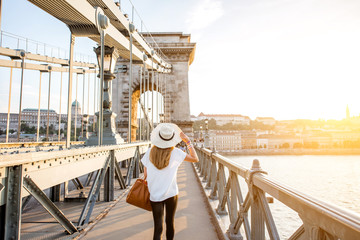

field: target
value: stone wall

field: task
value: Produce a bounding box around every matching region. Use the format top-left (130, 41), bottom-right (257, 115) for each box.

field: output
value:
top-left (112, 32), bottom-right (196, 141)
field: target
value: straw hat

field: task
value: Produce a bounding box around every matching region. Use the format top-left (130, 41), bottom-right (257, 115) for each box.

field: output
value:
top-left (151, 123), bottom-right (182, 149)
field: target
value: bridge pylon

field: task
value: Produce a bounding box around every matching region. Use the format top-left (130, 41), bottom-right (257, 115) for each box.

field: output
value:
top-left (113, 32), bottom-right (196, 140)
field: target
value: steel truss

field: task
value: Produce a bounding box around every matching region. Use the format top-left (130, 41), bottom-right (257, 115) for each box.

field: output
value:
top-left (0, 142), bottom-right (149, 239)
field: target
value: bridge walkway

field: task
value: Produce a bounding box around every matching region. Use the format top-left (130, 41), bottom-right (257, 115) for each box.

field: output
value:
top-left (80, 162), bottom-right (219, 240)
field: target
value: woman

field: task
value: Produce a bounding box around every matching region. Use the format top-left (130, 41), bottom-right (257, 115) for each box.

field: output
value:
top-left (141, 123), bottom-right (199, 240)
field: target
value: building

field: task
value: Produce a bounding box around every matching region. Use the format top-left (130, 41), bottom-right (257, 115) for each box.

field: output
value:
top-left (256, 134), bottom-right (301, 149)
top-left (22, 108), bottom-right (58, 128)
top-left (0, 113), bottom-right (19, 130)
top-left (72, 100), bottom-right (82, 116)
top-left (197, 113), bottom-right (250, 126)
top-left (0, 100), bottom-right (95, 134)
top-left (255, 117), bottom-right (276, 125)
top-left (0, 109), bottom-right (58, 130)
top-left (208, 130), bottom-right (242, 152)
top-left (240, 130), bottom-right (257, 149)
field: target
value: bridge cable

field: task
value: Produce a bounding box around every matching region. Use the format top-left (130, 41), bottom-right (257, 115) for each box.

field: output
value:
top-left (93, 71), bottom-right (97, 132)
top-left (80, 71), bottom-right (85, 137)
top-left (74, 73), bottom-right (79, 141)
top-left (46, 70), bottom-right (52, 140)
top-left (5, 63), bottom-right (13, 143)
top-left (58, 72), bottom-right (63, 141)
top-left (36, 72), bottom-right (42, 142)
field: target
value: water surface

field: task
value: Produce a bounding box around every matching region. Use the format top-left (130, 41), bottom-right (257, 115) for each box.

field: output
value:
top-left (226, 155), bottom-right (360, 238)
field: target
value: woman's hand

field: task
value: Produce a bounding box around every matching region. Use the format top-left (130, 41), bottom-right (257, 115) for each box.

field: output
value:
top-left (180, 132), bottom-right (190, 143)
top-left (180, 132), bottom-right (199, 163)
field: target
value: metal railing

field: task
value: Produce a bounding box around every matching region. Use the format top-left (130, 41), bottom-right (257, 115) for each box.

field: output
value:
top-left (194, 146), bottom-right (360, 240)
top-left (0, 30), bottom-right (96, 63)
top-left (0, 45), bottom-right (98, 144)
top-left (0, 141), bottom-right (150, 239)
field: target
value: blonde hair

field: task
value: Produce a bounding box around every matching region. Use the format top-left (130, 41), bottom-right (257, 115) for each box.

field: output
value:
top-left (150, 146), bottom-right (174, 170)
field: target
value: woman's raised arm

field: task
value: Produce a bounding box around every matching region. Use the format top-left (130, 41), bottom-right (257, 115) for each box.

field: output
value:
top-left (180, 132), bottom-right (199, 163)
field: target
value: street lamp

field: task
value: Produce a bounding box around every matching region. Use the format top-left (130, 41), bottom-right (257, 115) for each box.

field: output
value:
top-left (94, 46), bottom-right (117, 77)
top-left (204, 119), bottom-right (209, 148)
top-left (86, 7), bottom-right (124, 146)
top-left (93, 46), bottom-right (119, 109)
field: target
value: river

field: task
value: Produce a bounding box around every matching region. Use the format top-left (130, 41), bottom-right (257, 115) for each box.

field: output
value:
top-left (227, 155), bottom-right (360, 239)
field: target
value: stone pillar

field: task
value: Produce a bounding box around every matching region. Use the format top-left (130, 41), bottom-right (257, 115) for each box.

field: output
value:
top-left (112, 33), bottom-right (196, 140)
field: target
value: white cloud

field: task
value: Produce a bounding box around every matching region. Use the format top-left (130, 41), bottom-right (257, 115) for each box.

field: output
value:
top-left (186, 0), bottom-right (224, 31)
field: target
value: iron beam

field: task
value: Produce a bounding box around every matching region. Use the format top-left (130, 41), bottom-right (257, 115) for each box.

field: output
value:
top-left (4, 165), bottom-right (23, 240)
top-left (17, 55), bottom-right (25, 142)
top-left (23, 176), bottom-right (77, 234)
top-left (0, 58), bottom-right (96, 73)
top-left (66, 34), bottom-right (75, 148)
top-left (83, 156), bottom-right (111, 224)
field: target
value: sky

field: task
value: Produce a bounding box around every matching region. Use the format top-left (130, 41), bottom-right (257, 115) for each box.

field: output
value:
top-left (1, 0), bottom-right (360, 120)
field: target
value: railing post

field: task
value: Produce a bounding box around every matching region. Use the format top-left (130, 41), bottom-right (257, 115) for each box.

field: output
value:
top-left (197, 149), bottom-right (203, 171)
top-left (227, 171), bottom-right (243, 240)
top-left (216, 163), bottom-right (228, 215)
top-left (209, 159), bottom-right (219, 200)
top-left (299, 217), bottom-right (337, 240)
top-left (104, 150), bottom-right (115, 201)
top-left (200, 151), bottom-right (206, 178)
top-left (246, 159), bottom-right (266, 240)
top-left (202, 154), bottom-right (209, 182)
top-left (205, 153), bottom-right (212, 184)
top-left (205, 157), bottom-right (213, 189)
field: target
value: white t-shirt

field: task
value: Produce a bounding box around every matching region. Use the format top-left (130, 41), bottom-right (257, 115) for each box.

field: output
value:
top-left (141, 147), bottom-right (187, 202)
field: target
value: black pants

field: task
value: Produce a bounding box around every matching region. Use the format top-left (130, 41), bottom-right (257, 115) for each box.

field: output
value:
top-left (150, 195), bottom-right (178, 240)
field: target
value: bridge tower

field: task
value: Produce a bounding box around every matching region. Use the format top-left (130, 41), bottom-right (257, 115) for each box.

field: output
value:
top-left (113, 32), bottom-right (196, 141)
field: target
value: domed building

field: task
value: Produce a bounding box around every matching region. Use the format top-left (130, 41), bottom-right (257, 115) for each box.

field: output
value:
top-left (71, 100), bottom-right (82, 116)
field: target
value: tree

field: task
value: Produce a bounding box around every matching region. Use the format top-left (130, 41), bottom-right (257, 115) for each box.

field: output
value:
top-left (293, 142), bottom-right (303, 148)
top-left (304, 141), bottom-right (319, 149)
top-left (281, 143), bottom-right (290, 149)
top-left (21, 123), bottom-right (36, 134)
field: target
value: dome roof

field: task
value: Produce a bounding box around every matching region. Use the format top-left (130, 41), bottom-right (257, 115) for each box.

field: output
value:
top-left (72, 100), bottom-right (81, 107)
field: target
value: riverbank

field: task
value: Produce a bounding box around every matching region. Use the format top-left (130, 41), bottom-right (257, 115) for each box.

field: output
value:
top-left (220, 148), bottom-right (360, 156)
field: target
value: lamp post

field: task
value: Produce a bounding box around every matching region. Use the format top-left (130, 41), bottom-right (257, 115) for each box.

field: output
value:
top-left (200, 125), bottom-right (203, 147)
top-left (94, 46), bottom-right (118, 110)
top-left (81, 114), bottom-right (89, 140)
top-left (86, 8), bottom-right (123, 145)
top-left (204, 119), bottom-right (209, 148)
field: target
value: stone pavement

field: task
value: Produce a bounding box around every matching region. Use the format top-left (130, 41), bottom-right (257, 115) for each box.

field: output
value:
top-left (81, 162), bottom-right (219, 240)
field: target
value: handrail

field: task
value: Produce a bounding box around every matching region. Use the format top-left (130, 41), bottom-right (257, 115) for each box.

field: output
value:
top-left (194, 146), bottom-right (360, 240)
top-left (0, 141), bottom-right (84, 149)
top-left (0, 30), bottom-right (96, 63)
top-left (0, 141), bottom-right (150, 167)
